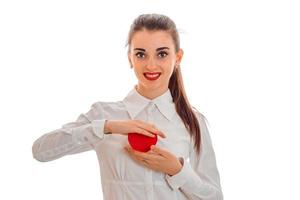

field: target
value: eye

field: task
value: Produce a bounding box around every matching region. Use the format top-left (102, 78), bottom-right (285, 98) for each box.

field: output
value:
top-left (158, 51), bottom-right (168, 58)
top-left (135, 52), bottom-right (145, 58)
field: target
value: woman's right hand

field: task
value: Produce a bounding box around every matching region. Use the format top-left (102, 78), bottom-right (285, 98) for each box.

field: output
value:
top-left (104, 120), bottom-right (166, 138)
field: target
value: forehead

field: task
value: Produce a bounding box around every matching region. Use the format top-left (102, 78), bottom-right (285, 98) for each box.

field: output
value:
top-left (131, 30), bottom-right (174, 50)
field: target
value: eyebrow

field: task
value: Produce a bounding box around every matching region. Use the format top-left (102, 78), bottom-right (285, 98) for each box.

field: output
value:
top-left (133, 47), bottom-right (170, 52)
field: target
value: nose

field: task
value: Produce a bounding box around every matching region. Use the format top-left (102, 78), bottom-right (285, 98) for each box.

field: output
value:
top-left (145, 56), bottom-right (158, 70)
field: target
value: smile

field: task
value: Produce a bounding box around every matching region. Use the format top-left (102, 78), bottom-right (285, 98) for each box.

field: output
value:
top-left (143, 72), bottom-right (161, 81)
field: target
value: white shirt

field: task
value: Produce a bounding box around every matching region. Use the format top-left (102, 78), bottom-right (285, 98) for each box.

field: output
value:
top-left (32, 85), bottom-right (223, 200)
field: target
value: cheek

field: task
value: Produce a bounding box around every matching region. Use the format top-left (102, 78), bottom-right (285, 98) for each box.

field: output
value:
top-left (162, 58), bottom-right (176, 68)
top-left (133, 69), bottom-right (142, 77)
top-left (163, 64), bottom-right (176, 74)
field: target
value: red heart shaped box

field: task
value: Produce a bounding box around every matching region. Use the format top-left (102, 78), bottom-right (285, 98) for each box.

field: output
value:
top-left (128, 132), bottom-right (157, 152)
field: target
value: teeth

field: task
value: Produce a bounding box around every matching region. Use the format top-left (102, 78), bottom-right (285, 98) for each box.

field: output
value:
top-left (145, 73), bottom-right (160, 78)
top-left (146, 74), bottom-right (159, 78)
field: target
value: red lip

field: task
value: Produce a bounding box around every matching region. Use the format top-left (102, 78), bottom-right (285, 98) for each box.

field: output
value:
top-left (143, 72), bottom-right (161, 81)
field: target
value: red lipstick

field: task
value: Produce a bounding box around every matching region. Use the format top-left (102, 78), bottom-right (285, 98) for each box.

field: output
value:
top-left (143, 72), bottom-right (161, 81)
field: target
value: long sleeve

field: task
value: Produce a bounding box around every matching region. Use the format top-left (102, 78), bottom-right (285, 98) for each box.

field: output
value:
top-left (32, 102), bottom-right (107, 162)
top-left (165, 112), bottom-right (223, 200)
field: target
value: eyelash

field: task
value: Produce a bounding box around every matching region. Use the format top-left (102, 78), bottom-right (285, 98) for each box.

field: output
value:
top-left (135, 51), bottom-right (168, 58)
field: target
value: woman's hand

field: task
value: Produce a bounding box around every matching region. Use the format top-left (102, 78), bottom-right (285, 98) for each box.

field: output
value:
top-left (105, 120), bottom-right (166, 138)
top-left (124, 144), bottom-right (183, 176)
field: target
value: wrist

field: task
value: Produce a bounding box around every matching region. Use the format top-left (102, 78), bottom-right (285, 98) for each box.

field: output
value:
top-left (104, 120), bottom-right (113, 134)
top-left (168, 158), bottom-right (183, 176)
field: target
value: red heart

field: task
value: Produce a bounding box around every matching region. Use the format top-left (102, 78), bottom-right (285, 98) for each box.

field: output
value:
top-left (128, 132), bottom-right (157, 152)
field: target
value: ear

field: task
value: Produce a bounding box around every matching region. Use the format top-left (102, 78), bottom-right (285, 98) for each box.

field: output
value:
top-left (175, 49), bottom-right (184, 67)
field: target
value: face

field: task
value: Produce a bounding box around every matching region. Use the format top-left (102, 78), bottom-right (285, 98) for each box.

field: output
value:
top-left (128, 30), bottom-right (183, 98)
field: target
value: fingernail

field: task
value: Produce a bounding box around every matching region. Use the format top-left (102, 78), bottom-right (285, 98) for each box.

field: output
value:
top-left (160, 132), bottom-right (166, 138)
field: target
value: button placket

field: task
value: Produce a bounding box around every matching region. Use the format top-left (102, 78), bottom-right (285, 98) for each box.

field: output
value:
top-left (146, 102), bottom-right (156, 123)
top-left (145, 102), bottom-right (155, 200)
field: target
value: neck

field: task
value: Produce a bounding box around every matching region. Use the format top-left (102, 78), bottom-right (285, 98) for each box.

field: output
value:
top-left (135, 84), bottom-right (168, 100)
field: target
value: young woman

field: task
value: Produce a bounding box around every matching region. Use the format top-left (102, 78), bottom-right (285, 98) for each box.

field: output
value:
top-left (32, 13), bottom-right (223, 200)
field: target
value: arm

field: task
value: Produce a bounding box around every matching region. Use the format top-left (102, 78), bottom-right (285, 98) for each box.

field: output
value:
top-left (32, 102), bottom-right (110, 162)
top-left (165, 112), bottom-right (223, 200)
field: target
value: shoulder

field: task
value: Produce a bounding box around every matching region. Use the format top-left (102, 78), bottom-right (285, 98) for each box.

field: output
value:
top-left (192, 107), bottom-right (210, 127)
top-left (92, 100), bottom-right (124, 109)
top-left (89, 100), bottom-right (126, 115)
top-left (191, 107), bottom-right (212, 144)
top-left (91, 101), bottom-right (124, 110)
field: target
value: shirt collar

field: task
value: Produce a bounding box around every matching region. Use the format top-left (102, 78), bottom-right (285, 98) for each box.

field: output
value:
top-left (122, 85), bottom-right (176, 121)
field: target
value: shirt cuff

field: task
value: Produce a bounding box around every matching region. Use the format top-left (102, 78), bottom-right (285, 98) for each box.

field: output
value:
top-left (71, 119), bottom-right (107, 145)
top-left (165, 157), bottom-right (194, 190)
top-left (91, 119), bottom-right (107, 139)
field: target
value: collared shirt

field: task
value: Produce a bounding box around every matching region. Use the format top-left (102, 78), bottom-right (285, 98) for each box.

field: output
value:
top-left (32, 85), bottom-right (223, 200)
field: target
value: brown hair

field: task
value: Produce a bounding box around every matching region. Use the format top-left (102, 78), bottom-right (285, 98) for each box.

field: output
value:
top-left (125, 13), bottom-right (202, 155)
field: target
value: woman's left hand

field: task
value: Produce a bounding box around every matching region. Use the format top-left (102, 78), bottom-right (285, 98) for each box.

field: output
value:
top-left (124, 144), bottom-right (183, 176)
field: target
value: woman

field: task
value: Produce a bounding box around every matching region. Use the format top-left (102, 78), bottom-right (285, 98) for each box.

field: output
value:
top-left (32, 13), bottom-right (223, 200)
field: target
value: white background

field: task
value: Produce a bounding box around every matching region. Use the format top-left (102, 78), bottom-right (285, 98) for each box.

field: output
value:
top-left (1, 0), bottom-right (299, 199)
